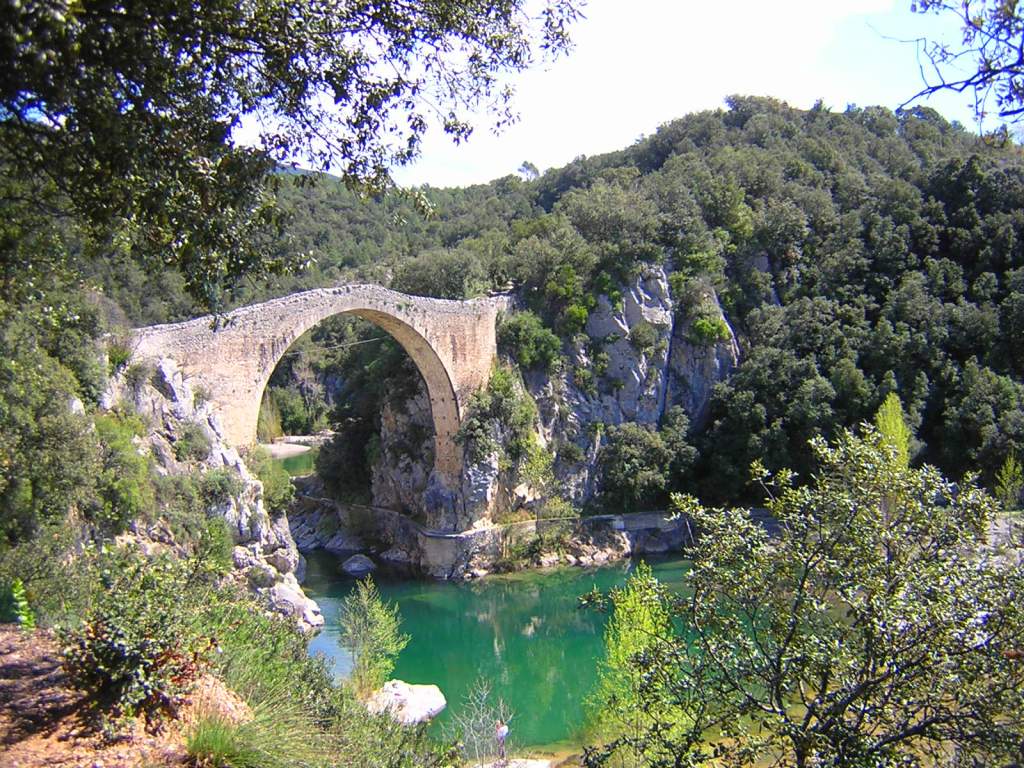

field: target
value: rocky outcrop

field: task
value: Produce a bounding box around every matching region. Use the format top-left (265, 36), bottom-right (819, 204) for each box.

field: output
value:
top-left (666, 286), bottom-right (741, 428)
top-left (104, 357), bottom-right (323, 634)
top-left (367, 680), bottom-right (447, 725)
top-left (521, 265), bottom-right (740, 507)
top-left (341, 553), bottom-right (376, 576)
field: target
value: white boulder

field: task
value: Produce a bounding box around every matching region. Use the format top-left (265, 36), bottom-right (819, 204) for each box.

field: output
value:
top-left (367, 680), bottom-right (446, 725)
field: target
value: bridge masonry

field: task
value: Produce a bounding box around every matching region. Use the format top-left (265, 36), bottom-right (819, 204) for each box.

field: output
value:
top-left (129, 285), bottom-right (510, 486)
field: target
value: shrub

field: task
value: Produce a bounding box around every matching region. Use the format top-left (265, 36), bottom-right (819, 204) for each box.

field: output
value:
top-left (339, 577), bottom-right (409, 697)
top-left (559, 302), bottom-right (590, 335)
top-left (10, 578), bottom-right (36, 630)
top-left (106, 342), bottom-right (132, 375)
top-left (996, 451), bottom-right (1023, 509)
top-left (687, 314), bottom-right (731, 345)
top-left (598, 423), bottom-right (672, 512)
top-left (124, 360), bottom-right (152, 393)
top-left (174, 422), bottom-right (212, 462)
top-left (497, 311), bottom-right (562, 372)
top-left (195, 517), bottom-right (234, 577)
top-left (200, 469), bottom-right (244, 507)
top-left (558, 440), bottom-right (585, 464)
top-left (628, 320), bottom-right (659, 353)
top-left (587, 561), bottom-right (677, 747)
top-left (457, 366), bottom-right (538, 464)
top-left (59, 552), bottom-right (207, 729)
top-left (93, 412), bottom-right (155, 533)
top-left (186, 696), bottom-right (330, 768)
top-left (0, 519), bottom-right (101, 628)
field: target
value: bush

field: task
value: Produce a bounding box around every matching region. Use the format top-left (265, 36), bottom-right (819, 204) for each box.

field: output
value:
top-left (124, 360), bottom-right (153, 393)
top-left (59, 552), bottom-right (207, 729)
top-left (106, 341), bottom-right (132, 375)
top-left (587, 561), bottom-right (677, 747)
top-left (93, 412), bottom-right (155, 534)
top-left (457, 367), bottom-right (539, 464)
top-left (199, 469), bottom-right (243, 507)
top-left (628, 320), bottom-right (659, 353)
top-left (687, 314), bottom-right (731, 345)
top-left (174, 422), bottom-right (212, 462)
top-left (598, 423), bottom-right (672, 512)
top-left (339, 576), bottom-right (409, 697)
top-left (194, 516), bottom-right (234, 577)
top-left (0, 315), bottom-right (101, 544)
top-left (497, 311), bottom-right (562, 372)
top-left (0, 519), bottom-right (100, 628)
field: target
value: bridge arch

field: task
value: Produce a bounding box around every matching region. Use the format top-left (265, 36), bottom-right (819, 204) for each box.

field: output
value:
top-left (130, 285), bottom-right (508, 485)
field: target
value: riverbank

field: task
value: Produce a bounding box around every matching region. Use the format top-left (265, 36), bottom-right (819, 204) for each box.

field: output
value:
top-left (262, 441), bottom-right (312, 459)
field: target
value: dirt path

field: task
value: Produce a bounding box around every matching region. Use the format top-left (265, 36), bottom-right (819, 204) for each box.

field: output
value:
top-left (0, 625), bottom-right (188, 767)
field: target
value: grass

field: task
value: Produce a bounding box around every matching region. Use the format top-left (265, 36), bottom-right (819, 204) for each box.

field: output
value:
top-left (187, 693), bottom-right (330, 768)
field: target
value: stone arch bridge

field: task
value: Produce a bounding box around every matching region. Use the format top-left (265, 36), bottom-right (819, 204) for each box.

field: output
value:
top-left (130, 285), bottom-right (509, 483)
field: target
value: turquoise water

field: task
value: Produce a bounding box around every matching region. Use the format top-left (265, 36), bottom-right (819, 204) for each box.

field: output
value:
top-left (301, 551), bottom-right (691, 750)
top-left (277, 447), bottom-right (319, 476)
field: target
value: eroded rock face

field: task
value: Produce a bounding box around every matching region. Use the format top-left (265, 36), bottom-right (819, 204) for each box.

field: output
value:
top-left (666, 288), bottom-right (741, 429)
top-left (523, 264), bottom-right (740, 507)
top-left (104, 357), bottom-right (323, 634)
top-left (371, 383), bottom-right (435, 522)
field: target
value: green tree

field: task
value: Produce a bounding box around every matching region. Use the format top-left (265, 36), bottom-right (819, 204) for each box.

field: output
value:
top-left (586, 428), bottom-right (1024, 768)
top-left (0, 306), bottom-right (100, 544)
top-left (996, 450), bottom-right (1024, 509)
top-left (588, 562), bottom-right (681, 765)
top-left (497, 311), bottom-right (563, 371)
top-left (339, 576), bottom-right (410, 697)
top-left (597, 424), bottom-right (672, 512)
top-left (874, 391), bottom-right (912, 467)
top-left (245, 446), bottom-right (295, 516)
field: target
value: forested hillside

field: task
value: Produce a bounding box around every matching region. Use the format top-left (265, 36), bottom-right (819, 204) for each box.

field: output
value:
top-left (93, 96), bottom-right (1024, 507)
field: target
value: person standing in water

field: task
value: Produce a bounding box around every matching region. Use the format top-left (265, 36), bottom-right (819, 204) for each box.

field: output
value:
top-left (495, 719), bottom-right (509, 764)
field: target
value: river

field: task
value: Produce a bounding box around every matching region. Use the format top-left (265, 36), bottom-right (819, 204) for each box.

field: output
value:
top-left (301, 550), bottom-right (691, 752)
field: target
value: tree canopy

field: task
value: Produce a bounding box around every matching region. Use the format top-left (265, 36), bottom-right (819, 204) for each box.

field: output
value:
top-left (0, 0), bottom-right (581, 308)
top-left (586, 428), bottom-right (1024, 768)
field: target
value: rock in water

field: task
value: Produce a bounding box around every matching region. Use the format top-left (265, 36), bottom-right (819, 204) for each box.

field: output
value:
top-left (367, 680), bottom-right (446, 725)
top-left (341, 553), bottom-right (376, 577)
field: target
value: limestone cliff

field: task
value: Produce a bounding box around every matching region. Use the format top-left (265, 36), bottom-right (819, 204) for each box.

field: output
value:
top-left (104, 358), bottom-right (324, 633)
top-left (365, 264), bottom-right (739, 519)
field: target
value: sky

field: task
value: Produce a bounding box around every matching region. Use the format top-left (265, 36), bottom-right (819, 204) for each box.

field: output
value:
top-left (385, 0), bottom-right (983, 188)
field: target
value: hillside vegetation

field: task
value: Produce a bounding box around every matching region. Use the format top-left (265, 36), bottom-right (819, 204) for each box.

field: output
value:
top-left (106, 96), bottom-right (1024, 508)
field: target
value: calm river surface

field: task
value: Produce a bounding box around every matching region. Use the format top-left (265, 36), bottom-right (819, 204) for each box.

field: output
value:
top-left (301, 550), bottom-right (691, 750)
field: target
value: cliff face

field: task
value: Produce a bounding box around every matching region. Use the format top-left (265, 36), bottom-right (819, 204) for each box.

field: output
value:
top-left (367, 266), bottom-right (740, 519)
top-left (106, 358), bottom-right (324, 633)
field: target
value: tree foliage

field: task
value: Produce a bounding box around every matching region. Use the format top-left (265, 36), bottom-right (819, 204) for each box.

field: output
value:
top-left (910, 1), bottom-right (1024, 122)
top-left (874, 392), bottom-right (912, 468)
top-left (585, 429), bottom-right (1024, 768)
top-left (1, 0), bottom-right (580, 308)
top-left (339, 576), bottom-right (410, 698)
top-left (588, 561), bottom-right (681, 759)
